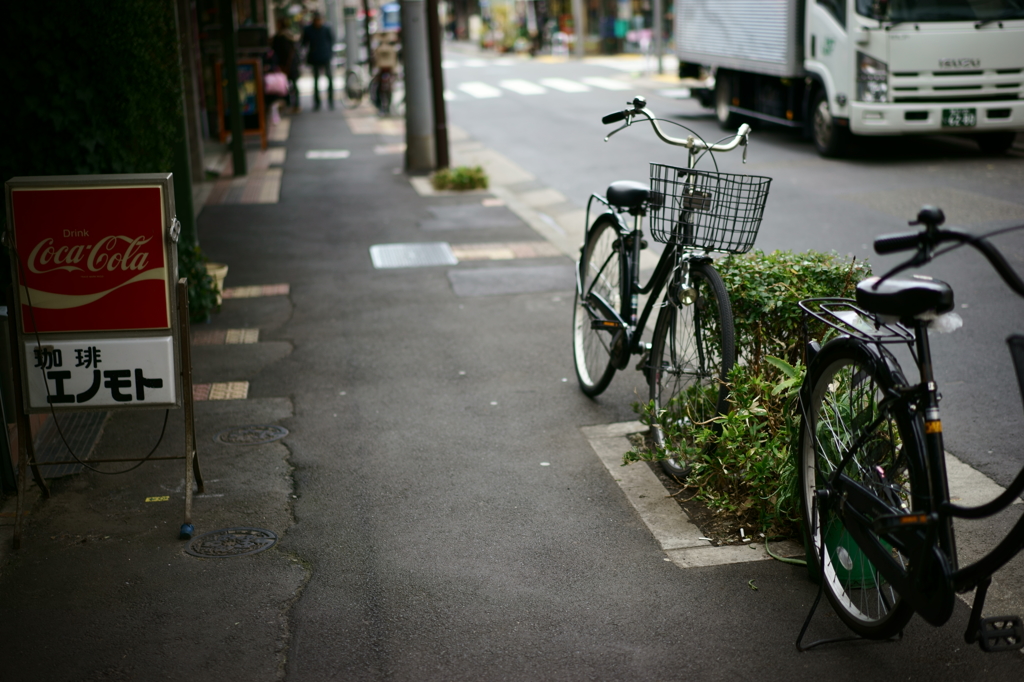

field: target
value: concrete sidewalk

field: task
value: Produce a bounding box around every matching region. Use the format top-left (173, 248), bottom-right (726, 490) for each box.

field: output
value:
top-left (4, 82), bottom-right (1024, 680)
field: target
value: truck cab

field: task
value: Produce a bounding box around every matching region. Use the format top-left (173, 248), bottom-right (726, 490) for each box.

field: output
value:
top-left (808, 0), bottom-right (1024, 155)
top-left (677, 0), bottom-right (1024, 156)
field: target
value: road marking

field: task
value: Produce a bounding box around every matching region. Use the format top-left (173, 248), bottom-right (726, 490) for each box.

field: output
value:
top-left (306, 150), bottom-right (350, 159)
top-left (221, 284), bottom-right (290, 299)
top-left (540, 78), bottom-right (590, 93)
top-left (193, 382), bottom-right (250, 401)
top-left (458, 82), bottom-right (503, 99)
top-left (581, 76), bottom-right (632, 91)
top-left (193, 329), bottom-right (260, 346)
top-left (449, 241), bottom-right (563, 260)
top-left (500, 79), bottom-right (546, 95)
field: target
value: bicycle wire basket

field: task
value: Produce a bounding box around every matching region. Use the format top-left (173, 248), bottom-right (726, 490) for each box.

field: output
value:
top-left (648, 163), bottom-right (772, 254)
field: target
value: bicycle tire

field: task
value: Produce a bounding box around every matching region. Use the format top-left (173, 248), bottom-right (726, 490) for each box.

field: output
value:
top-left (340, 70), bottom-right (363, 109)
top-left (573, 215), bottom-right (626, 397)
top-left (648, 261), bottom-right (735, 478)
top-left (798, 339), bottom-right (919, 639)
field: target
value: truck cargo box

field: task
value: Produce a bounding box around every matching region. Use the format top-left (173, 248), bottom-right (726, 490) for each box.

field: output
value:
top-left (675, 0), bottom-right (804, 78)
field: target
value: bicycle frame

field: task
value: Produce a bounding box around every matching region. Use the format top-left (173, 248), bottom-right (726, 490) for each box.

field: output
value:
top-left (811, 311), bottom-right (1024, 631)
top-left (577, 195), bottom-right (712, 372)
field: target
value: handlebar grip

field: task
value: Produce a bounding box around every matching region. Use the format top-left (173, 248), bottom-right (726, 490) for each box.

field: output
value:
top-left (874, 231), bottom-right (922, 255)
top-left (602, 110), bottom-right (627, 125)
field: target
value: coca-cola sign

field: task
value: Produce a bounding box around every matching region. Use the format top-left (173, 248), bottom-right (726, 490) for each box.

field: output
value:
top-left (10, 185), bottom-right (170, 333)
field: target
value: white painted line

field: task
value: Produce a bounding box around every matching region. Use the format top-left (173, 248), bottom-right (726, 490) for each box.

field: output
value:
top-left (458, 82), bottom-right (503, 99)
top-left (500, 79), bottom-right (547, 95)
top-left (306, 150), bottom-right (350, 159)
top-left (463, 59), bottom-right (488, 68)
top-left (581, 77), bottom-right (632, 91)
top-left (540, 78), bottom-right (590, 93)
top-left (443, 90), bottom-right (457, 101)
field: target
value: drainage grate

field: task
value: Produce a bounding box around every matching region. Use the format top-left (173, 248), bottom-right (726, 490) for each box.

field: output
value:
top-left (185, 528), bottom-right (278, 558)
top-left (369, 242), bottom-right (458, 269)
top-left (215, 424), bottom-right (289, 445)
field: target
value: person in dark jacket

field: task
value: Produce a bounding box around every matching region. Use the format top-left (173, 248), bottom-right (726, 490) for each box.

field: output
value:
top-left (272, 18), bottom-right (300, 112)
top-left (301, 12), bottom-right (334, 110)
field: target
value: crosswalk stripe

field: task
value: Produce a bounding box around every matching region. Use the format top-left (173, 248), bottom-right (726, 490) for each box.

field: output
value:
top-left (582, 77), bottom-right (632, 91)
top-left (539, 77), bottom-right (590, 93)
top-left (500, 79), bottom-right (546, 95)
top-left (458, 81), bottom-right (503, 98)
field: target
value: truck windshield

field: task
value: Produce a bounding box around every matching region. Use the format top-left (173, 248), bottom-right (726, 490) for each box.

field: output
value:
top-left (856, 0), bottom-right (1024, 21)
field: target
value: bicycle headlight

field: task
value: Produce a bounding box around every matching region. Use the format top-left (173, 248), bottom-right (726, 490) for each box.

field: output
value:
top-left (857, 52), bottom-right (889, 103)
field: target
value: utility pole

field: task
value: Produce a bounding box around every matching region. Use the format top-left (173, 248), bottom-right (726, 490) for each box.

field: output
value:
top-left (220, 0), bottom-right (246, 176)
top-left (345, 1), bottom-right (359, 83)
top-left (571, 0), bottom-right (585, 58)
top-left (426, 0), bottom-right (449, 168)
top-left (653, 0), bottom-right (664, 75)
top-left (403, 0), bottom-right (436, 171)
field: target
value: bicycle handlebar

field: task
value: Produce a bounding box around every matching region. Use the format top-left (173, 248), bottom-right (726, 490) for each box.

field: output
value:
top-left (601, 96), bottom-right (751, 159)
top-left (873, 205), bottom-right (1024, 297)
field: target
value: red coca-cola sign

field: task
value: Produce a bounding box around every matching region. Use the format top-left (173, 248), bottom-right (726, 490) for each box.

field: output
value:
top-left (10, 185), bottom-right (170, 333)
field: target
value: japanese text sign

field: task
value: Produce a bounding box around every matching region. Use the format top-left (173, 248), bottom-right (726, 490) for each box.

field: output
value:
top-left (5, 174), bottom-right (181, 412)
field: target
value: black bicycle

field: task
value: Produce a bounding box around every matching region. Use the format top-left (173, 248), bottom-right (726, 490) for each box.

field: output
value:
top-left (797, 206), bottom-right (1024, 652)
top-left (573, 96), bottom-right (771, 477)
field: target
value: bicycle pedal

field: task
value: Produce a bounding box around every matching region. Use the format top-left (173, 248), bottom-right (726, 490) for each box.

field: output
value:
top-left (591, 320), bottom-right (622, 331)
top-left (977, 616), bottom-right (1024, 652)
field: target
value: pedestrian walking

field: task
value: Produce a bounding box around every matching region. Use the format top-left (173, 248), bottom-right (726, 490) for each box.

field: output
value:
top-left (272, 18), bottom-right (300, 113)
top-left (301, 11), bottom-right (334, 110)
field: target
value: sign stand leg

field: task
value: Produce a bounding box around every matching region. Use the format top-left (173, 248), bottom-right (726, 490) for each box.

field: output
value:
top-left (176, 279), bottom-right (203, 540)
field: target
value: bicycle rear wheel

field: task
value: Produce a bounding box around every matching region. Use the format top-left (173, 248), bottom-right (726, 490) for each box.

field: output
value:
top-left (573, 215), bottom-right (626, 397)
top-left (340, 69), bottom-right (363, 108)
top-left (799, 339), bottom-right (918, 639)
top-left (648, 261), bottom-right (734, 478)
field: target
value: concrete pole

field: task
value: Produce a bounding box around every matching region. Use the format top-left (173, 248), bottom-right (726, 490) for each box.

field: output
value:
top-left (653, 0), bottom-right (663, 75)
top-left (403, 0), bottom-right (437, 171)
top-left (571, 0), bottom-right (585, 58)
top-left (220, 0), bottom-right (246, 176)
top-left (426, 0), bottom-right (449, 169)
top-left (344, 3), bottom-right (358, 77)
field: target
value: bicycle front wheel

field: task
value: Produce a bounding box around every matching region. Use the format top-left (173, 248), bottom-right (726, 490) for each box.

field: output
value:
top-left (799, 339), bottom-right (918, 639)
top-left (648, 261), bottom-right (734, 478)
top-left (340, 70), bottom-right (363, 108)
top-left (573, 215), bottom-right (626, 397)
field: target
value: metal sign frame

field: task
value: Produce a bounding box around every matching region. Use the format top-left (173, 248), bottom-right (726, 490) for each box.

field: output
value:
top-left (3, 173), bottom-right (204, 548)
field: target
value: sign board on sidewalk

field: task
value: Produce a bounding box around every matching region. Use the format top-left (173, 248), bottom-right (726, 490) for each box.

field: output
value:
top-left (215, 58), bottom-right (268, 150)
top-left (5, 174), bottom-right (182, 412)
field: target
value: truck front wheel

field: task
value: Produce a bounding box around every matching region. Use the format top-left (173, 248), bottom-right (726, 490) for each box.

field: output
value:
top-left (812, 89), bottom-right (851, 157)
top-left (715, 71), bottom-right (738, 130)
top-left (974, 132), bottom-right (1017, 155)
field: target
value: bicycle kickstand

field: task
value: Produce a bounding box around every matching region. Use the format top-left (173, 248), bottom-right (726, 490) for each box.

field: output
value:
top-left (964, 577), bottom-right (1024, 652)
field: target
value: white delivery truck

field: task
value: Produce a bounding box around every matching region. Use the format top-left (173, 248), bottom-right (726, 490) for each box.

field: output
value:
top-left (675, 0), bottom-right (1024, 156)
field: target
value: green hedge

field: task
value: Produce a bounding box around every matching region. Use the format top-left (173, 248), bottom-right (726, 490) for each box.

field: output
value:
top-left (629, 250), bottom-right (871, 536)
top-left (0, 0), bottom-right (217, 322)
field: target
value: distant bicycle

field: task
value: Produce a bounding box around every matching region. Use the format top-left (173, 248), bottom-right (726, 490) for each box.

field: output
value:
top-left (369, 67), bottom-right (404, 116)
top-left (339, 62), bottom-right (367, 109)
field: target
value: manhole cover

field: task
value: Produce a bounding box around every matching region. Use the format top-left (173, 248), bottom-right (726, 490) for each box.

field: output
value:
top-left (216, 424), bottom-right (289, 445)
top-left (185, 528), bottom-right (277, 558)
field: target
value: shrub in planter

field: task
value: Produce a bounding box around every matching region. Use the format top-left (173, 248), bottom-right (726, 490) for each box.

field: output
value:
top-left (431, 166), bottom-right (489, 191)
top-left (627, 250), bottom-right (871, 536)
top-left (178, 244), bottom-right (220, 324)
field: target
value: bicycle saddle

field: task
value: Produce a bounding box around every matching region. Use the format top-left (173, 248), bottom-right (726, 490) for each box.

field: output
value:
top-left (606, 181), bottom-right (650, 209)
top-left (856, 275), bottom-right (954, 320)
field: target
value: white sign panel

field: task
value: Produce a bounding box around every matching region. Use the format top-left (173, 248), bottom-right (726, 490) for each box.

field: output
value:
top-left (23, 337), bottom-right (177, 409)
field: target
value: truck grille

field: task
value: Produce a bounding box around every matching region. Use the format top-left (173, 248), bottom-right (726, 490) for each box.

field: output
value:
top-left (891, 69), bottom-right (1022, 103)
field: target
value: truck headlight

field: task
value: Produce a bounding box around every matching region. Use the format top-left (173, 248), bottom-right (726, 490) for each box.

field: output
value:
top-left (857, 52), bottom-right (889, 103)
